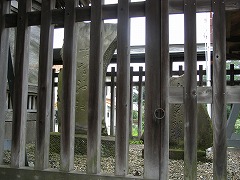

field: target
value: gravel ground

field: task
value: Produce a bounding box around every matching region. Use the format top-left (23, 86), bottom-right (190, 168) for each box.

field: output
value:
top-left (3, 144), bottom-right (240, 179)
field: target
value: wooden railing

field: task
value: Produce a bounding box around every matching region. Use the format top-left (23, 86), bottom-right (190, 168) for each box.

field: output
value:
top-left (0, 0), bottom-right (240, 179)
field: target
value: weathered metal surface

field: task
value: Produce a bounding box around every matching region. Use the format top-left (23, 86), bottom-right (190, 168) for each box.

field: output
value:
top-left (115, 0), bottom-right (130, 176)
top-left (60, 0), bottom-right (78, 172)
top-left (87, 0), bottom-right (103, 174)
top-left (35, 0), bottom-right (55, 170)
top-left (212, 0), bottom-right (227, 179)
top-left (11, 0), bottom-right (31, 168)
top-left (184, 0), bottom-right (197, 179)
top-left (0, 0), bottom-right (10, 165)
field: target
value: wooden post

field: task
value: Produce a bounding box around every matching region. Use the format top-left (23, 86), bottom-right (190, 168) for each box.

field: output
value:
top-left (50, 69), bottom-right (56, 132)
top-left (129, 67), bottom-right (134, 139)
top-left (230, 64), bottom-right (234, 86)
top-left (138, 67), bottom-right (143, 139)
top-left (199, 65), bottom-right (203, 86)
top-left (170, 58), bottom-right (173, 77)
top-left (160, 0), bottom-right (169, 178)
top-left (35, 0), bottom-right (55, 170)
top-left (110, 67), bottom-right (115, 136)
top-left (61, 0), bottom-right (78, 172)
top-left (184, 0), bottom-right (197, 179)
top-left (87, 0), bottom-right (103, 174)
top-left (0, 0), bottom-right (10, 165)
top-left (11, 0), bottom-right (31, 168)
top-left (145, 1), bottom-right (161, 177)
top-left (179, 65), bottom-right (183, 76)
top-left (115, 0), bottom-right (130, 176)
top-left (212, 0), bottom-right (227, 179)
top-left (145, 0), bottom-right (169, 179)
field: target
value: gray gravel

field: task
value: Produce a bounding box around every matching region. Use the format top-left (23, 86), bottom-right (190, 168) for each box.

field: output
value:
top-left (3, 144), bottom-right (240, 179)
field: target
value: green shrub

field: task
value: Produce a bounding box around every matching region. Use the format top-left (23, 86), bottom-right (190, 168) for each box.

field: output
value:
top-left (132, 124), bottom-right (138, 137)
top-left (129, 140), bottom-right (143, 145)
top-left (235, 119), bottom-right (240, 134)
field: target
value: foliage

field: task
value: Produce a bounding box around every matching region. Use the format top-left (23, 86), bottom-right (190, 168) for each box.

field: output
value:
top-left (129, 140), bottom-right (143, 145)
top-left (132, 124), bottom-right (138, 137)
top-left (132, 110), bottom-right (138, 120)
top-left (235, 119), bottom-right (240, 134)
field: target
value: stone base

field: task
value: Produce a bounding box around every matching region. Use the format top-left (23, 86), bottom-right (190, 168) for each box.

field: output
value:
top-left (5, 111), bottom-right (37, 143)
top-left (141, 148), bottom-right (207, 162)
top-left (50, 132), bottom-right (115, 157)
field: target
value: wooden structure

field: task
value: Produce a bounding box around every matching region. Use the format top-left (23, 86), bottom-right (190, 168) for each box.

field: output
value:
top-left (0, 0), bottom-right (240, 179)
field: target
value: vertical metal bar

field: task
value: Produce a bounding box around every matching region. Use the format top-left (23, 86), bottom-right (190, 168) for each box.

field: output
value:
top-left (138, 66), bottom-right (143, 139)
top-left (35, 0), bottom-right (55, 170)
top-left (0, 0), bottom-right (10, 165)
top-left (115, 0), bottom-right (130, 176)
top-left (11, 0), bottom-right (31, 168)
top-left (61, 0), bottom-right (78, 172)
top-left (184, 0), bottom-right (197, 179)
top-left (129, 67), bottom-right (133, 139)
top-left (212, 1), bottom-right (227, 179)
top-left (87, 0), bottom-right (103, 174)
top-left (110, 67), bottom-right (115, 136)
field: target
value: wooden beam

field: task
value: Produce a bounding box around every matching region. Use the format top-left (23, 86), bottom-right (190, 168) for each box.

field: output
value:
top-left (115, 0), bottom-right (130, 176)
top-left (129, 67), bottom-right (134, 139)
top-left (184, 0), bottom-right (197, 179)
top-left (50, 69), bottom-right (56, 132)
top-left (0, 0), bottom-right (10, 165)
top-left (35, 0), bottom-right (55, 170)
top-left (4, 0), bottom-right (240, 28)
top-left (169, 86), bottom-right (240, 104)
top-left (212, 0), bottom-right (227, 179)
top-left (144, 0), bottom-right (160, 178)
top-left (87, 0), bottom-right (103, 174)
top-left (144, 0), bottom-right (170, 178)
top-left (11, 0), bottom-right (31, 168)
top-left (0, 167), bottom-right (144, 180)
top-left (227, 104), bottom-right (240, 139)
top-left (110, 67), bottom-right (116, 136)
top-left (60, 0), bottom-right (78, 172)
top-left (137, 67), bottom-right (143, 139)
top-left (159, 0), bottom-right (170, 179)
